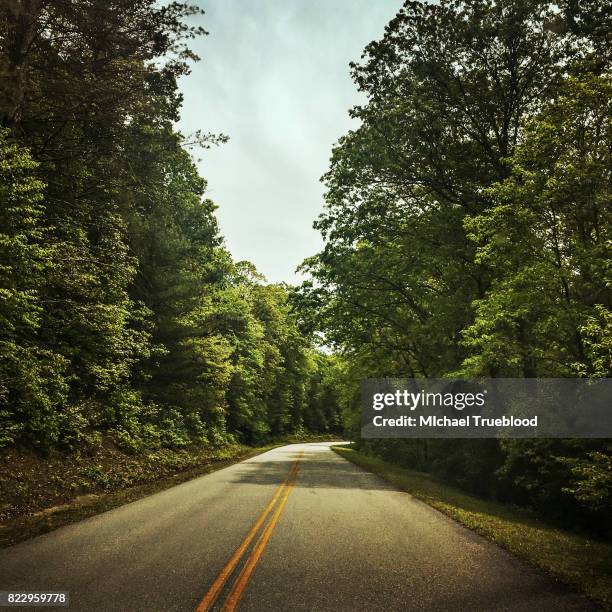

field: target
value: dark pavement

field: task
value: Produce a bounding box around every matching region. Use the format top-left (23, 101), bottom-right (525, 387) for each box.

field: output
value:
top-left (0, 443), bottom-right (599, 611)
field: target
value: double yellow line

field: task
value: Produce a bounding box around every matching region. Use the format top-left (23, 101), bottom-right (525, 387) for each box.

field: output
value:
top-left (196, 452), bottom-right (304, 612)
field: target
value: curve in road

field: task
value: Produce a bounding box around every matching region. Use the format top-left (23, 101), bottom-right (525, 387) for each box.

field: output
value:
top-left (0, 443), bottom-right (599, 611)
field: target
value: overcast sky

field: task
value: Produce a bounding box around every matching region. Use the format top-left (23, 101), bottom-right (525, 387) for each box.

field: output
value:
top-left (177, 0), bottom-right (402, 284)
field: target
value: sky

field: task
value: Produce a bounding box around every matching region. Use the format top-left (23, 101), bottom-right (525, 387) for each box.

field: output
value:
top-left (177, 0), bottom-right (402, 284)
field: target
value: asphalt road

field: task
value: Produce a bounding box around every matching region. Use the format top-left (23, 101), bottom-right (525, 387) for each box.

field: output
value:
top-left (0, 442), bottom-right (599, 611)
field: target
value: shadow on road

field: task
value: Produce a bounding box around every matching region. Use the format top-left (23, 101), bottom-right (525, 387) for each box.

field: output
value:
top-left (226, 450), bottom-right (395, 491)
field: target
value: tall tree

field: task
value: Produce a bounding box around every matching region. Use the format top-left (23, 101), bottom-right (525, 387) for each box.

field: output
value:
top-left (304, 0), bottom-right (570, 377)
top-left (0, 129), bottom-right (67, 447)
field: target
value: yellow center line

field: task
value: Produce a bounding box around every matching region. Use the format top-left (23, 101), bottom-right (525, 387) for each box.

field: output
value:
top-left (195, 452), bottom-right (303, 612)
top-left (221, 452), bottom-right (303, 612)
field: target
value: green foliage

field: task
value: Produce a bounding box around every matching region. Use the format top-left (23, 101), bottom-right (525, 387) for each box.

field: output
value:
top-left (579, 305), bottom-right (612, 377)
top-left (301, 0), bottom-right (611, 535)
top-left (0, 1), bottom-right (341, 452)
top-left (561, 452), bottom-right (612, 512)
top-left (0, 129), bottom-right (68, 447)
top-left (461, 74), bottom-right (611, 377)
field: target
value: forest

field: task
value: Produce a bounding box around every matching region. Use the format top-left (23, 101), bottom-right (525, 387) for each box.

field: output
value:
top-left (0, 0), bottom-right (610, 538)
top-left (0, 0), bottom-right (341, 457)
top-left (297, 0), bottom-right (611, 534)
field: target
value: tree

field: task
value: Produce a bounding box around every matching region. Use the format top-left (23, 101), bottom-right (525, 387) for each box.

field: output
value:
top-left (304, 0), bottom-right (570, 378)
top-left (302, 0), bottom-right (611, 533)
top-left (0, 129), bottom-right (67, 447)
top-left (461, 74), bottom-right (611, 377)
top-left (0, 1), bottom-right (342, 451)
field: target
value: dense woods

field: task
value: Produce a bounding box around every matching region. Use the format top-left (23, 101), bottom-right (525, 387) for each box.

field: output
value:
top-left (299, 0), bottom-right (611, 534)
top-left (0, 0), bottom-right (341, 453)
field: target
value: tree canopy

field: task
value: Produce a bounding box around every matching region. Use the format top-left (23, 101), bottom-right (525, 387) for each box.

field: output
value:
top-left (299, 0), bottom-right (611, 534)
top-left (0, 0), bottom-right (341, 452)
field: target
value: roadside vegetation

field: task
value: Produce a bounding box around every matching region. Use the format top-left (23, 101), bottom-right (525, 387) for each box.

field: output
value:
top-left (334, 446), bottom-right (612, 607)
top-left (298, 0), bottom-right (611, 539)
top-left (0, 2), bottom-right (342, 457)
top-left (0, 1), bottom-right (344, 545)
top-left (0, 440), bottom-right (260, 547)
top-left (0, 433), bottom-right (337, 548)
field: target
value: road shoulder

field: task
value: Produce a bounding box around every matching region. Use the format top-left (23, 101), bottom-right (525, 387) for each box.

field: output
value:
top-left (0, 440), bottom-right (306, 549)
top-left (333, 445), bottom-right (612, 609)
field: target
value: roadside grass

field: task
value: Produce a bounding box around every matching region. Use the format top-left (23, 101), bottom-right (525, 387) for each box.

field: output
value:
top-left (0, 443), bottom-right (276, 548)
top-left (333, 445), bottom-right (612, 608)
top-left (0, 436), bottom-right (335, 548)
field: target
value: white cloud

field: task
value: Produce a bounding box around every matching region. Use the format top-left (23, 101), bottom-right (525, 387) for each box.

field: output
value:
top-left (177, 0), bottom-right (402, 283)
